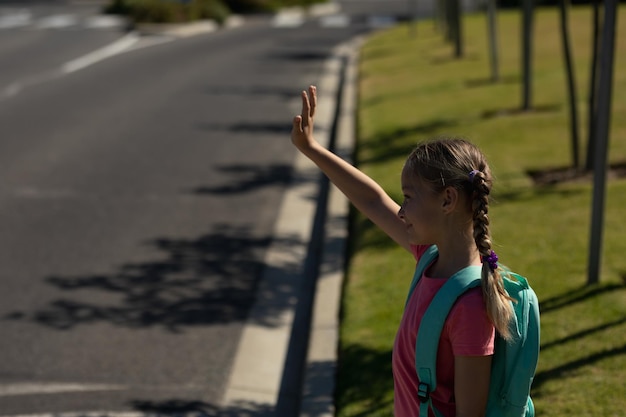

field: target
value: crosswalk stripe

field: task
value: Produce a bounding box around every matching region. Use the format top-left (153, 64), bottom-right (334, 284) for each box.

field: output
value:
top-left (272, 9), bottom-right (305, 28)
top-left (83, 15), bottom-right (127, 29)
top-left (0, 10), bottom-right (127, 31)
top-left (36, 14), bottom-right (79, 29)
top-left (319, 14), bottom-right (350, 28)
top-left (0, 10), bottom-right (398, 31)
top-left (0, 10), bottom-right (31, 29)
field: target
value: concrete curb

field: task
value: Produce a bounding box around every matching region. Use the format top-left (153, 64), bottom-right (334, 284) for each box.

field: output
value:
top-left (299, 35), bottom-right (363, 417)
top-left (221, 33), bottom-right (364, 416)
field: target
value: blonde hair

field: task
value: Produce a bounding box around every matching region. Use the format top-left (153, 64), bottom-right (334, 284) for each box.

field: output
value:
top-left (405, 137), bottom-right (514, 340)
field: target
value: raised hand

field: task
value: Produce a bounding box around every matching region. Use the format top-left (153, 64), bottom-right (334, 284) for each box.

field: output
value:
top-left (291, 85), bottom-right (317, 150)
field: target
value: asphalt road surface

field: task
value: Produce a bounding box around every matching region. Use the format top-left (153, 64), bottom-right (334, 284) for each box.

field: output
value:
top-left (0, 0), bottom-right (415, 415)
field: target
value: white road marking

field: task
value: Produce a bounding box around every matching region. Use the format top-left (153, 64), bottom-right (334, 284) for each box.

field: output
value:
top-left (2, 82), bottom-right (22, 99)
top-left (319, 14), bottom-right (350, 28)
top-left (0, 10), bottom-right (126, 31)
top-left (0, 70), bottom-right (61, 101)
top-left (83, 15), bottom-right (127, 29)
top-left (36, 14), bottom-right (78, 29)
top-left (62, 31), bottom-right (140, 73)
top-left (0, 413), bottom-right (162, 417)
top-left (0, 382), bottom-right (124, 397)
top-left (1, 31), bottom-right (173, 101)
top-left (0, 9), bottom-right (31, 29)
top-left (272, 9), bottom-right (305, 28)
top-left (309, 2), bottom-right (341, 16)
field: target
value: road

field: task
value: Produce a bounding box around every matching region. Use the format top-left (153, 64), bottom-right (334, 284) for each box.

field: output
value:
top-left (0, 1), bottom-right (416, 415)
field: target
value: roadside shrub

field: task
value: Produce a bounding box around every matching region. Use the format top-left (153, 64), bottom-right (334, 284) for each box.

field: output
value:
top-left (129, 0), bottom-right (182, 22)
top-left (104, 0), bottom-right (329, 22)
top-left (103, 0), bottom-right (133, 14)
top-left (191, 0), bottom-right (231, 23)
top-left (104, 0), bottom-right (232, 24)
top-left (223, 0), bottom-right (326, 13)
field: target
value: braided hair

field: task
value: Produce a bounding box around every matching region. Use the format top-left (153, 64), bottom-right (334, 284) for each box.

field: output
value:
top-left (405, 137), bottom-right (514, 340)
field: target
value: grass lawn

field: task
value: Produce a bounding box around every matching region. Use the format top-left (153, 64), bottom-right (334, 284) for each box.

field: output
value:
top-left (336, 5), bottom-right (626, 417)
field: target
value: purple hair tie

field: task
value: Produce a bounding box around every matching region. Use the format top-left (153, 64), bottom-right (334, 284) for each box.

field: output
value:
top-left (469, 169), bottom-right (480, 182)
top-left (482, 250), bottom-right (499, 271)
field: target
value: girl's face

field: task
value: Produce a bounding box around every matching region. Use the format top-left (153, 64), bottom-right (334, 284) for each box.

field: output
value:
top-left (398, 166), bottom-right (444, 245)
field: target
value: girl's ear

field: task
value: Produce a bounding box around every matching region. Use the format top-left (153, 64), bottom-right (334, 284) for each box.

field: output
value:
top-left (441, 186), bottom-right (459, 214)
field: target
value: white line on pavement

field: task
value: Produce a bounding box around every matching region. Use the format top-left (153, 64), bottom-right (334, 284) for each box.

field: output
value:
top-left (0, 382), bottom-right (124, 397)
top-left (319, 14), bottom-right (350, 28)
top-left (0, 9), bottom-right (31, 29)
top-left (83, 15), bottom-right (127, 29)
top-left (0, 413), bottom-right (156, 417)
top-left (36, 14), bottom-right (79, 29)
top-left (272, 9), bottom-right (305, 28)
top-left (62, 32), bottom-right (140, 73)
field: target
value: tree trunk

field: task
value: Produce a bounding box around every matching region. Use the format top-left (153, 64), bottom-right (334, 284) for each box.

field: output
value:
top-left (521, 0), bottom-right (534, 110)
top-left (446, 0), bottom-right (454, 41)
top-left (585, 0), bottom-right (602, 171)
top-left (409, 0), bottom-right (418, 37)
top-left (451, 0), bottom-right (462, 58)
top-left (559, 0), bottom-right (580, 168)
top-left (587, 0), bottom-right (618, 285)
top-left (486, 0), bottom-right (499, 82)
top-left (436, 0), bottom-right (446, 33)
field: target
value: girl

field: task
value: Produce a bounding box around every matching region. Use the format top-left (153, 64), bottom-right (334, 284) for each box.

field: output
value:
top-left (291, 86), bottom-right (515, 417)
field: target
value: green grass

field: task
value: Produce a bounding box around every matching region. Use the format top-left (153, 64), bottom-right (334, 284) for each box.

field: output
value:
top-left (336, 6), bottom-right (626, 417)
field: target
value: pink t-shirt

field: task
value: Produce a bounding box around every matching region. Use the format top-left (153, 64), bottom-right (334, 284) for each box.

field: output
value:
top-left (392, 245), bottom-right (495, 417)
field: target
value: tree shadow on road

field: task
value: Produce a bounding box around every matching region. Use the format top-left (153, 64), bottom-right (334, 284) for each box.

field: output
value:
top-left (192, 164), bottom-right (294, 195)
top-left (4, 223), bottom-right (305, 332)
top-left (130, 398), bottom-right (275, 417)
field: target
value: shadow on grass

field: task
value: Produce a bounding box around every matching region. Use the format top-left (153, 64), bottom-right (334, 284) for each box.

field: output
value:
top-left (528, 160), bottom-right (626, 186)
top-left (357, 118), bottom-right (459, 165)
top-left (541, 316), bottom-right (626, 351)
top-left (534, 283), bottom-right (626, 393)
top-left (481, 103), bottom-right (562, 120)
top-left (349, 215), bottom-right (398, 253)
top-left (464, 74), bottom-right (520, 88)
top-left (430, 52), bottom-right (481, 65)
top-left (492, 184), bottom-right (587, 205)
top-left (336, 344), bottom-right (394, 417)
top-left (539, 282), bottom-right (626, 315)
top-left (533, 342), bottom-right (626, 393)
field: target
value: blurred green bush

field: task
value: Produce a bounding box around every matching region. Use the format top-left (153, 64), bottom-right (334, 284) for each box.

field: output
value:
top-left (104, 0), bottom-right (327, 23)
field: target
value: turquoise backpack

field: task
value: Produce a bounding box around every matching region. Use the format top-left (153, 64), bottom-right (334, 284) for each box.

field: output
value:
top-left (405, 245), bottom-right (540, 417)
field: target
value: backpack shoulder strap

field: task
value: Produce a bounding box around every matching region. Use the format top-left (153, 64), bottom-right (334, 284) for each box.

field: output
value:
top-left (415, 259), bottom-right (483, 417)
top-left (405, 245), bottom-right (439, 307)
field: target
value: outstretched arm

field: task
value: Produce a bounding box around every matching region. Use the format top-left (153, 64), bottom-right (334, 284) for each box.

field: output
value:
top-left (291, 86), bottom-right (411, 252)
